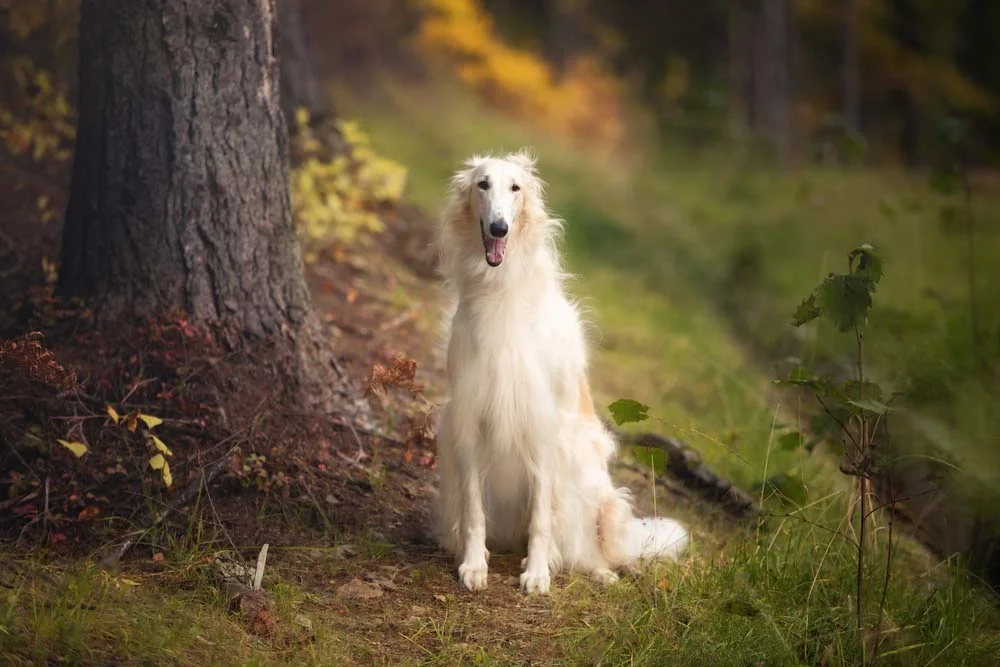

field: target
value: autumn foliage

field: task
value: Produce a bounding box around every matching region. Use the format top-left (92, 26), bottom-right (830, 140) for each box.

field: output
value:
top-left (415, 0), bottom-right (626, 149)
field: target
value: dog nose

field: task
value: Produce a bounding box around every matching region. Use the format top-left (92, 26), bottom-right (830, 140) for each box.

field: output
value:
top-left (489, 220), bottom-right (508, 238)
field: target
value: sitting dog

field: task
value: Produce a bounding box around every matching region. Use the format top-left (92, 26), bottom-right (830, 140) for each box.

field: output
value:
top-left (433, 151), bottom-right (689, 594)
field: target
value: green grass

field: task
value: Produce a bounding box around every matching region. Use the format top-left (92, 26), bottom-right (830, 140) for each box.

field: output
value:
top-left (0, 554), bottom-right (352, 666)
top-left (345, 77), bottom-right (1000, 498)
top-left (4, 79), bottom-right (999, 666)
top-left (334, 79), bottom-right (1000, 664)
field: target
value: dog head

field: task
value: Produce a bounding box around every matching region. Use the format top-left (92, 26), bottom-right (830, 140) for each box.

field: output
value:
top-left (448, 150), bottom-right (542, 268)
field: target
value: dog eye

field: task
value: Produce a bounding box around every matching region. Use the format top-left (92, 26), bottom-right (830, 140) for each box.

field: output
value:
top-left (477, 180), bottom-right (490, 191)
top-left (511, 184), bottom-right (521, 192)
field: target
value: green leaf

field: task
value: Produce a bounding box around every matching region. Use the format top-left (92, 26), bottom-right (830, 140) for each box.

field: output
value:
top-left (608, 399), bottom-right (650, 426)
top-left (57, 439), bottom-right (88, 458)
top-left (777, 432), bottom-right (805, 451)
top-left (846, 398), bottom-right (893, 416)
top-left (840, 380), bottom-right (884, 403)
top-left (791, 294), bottom-right (821, 327)
top-left (849, 243), bottom-right (883, 284)
top-left (816, 273), bottom-right (873, 332)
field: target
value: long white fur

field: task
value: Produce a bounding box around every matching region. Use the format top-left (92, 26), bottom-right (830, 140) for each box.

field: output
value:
top-left (433, 150), bottom-right (689, 594)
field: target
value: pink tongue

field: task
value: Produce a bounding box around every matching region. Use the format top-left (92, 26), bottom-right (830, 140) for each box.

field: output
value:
top-left (484, 237), bottom-right (506, 266)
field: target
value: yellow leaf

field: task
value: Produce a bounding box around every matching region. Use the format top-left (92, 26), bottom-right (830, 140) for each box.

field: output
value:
top-left (161, 461), bottom-right (173, 487)
top-left (151, 435), bottom-right (173, 457)
top-left (295, 107), bottom-right (310, 129)
top-left (105, 404), bottom-right (120, 425)
top-left (138, 413), bottom-right (163, 429)
top-left (57, 439), bottom-right (88, 458)
top-left (125, 413), bottom-right (138, 433)
top-left (149, 454), bottom-right (166, 470)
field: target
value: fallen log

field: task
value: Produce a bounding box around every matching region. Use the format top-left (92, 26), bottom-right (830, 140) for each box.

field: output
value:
top-left (613, 427), bottom-right (760, 520)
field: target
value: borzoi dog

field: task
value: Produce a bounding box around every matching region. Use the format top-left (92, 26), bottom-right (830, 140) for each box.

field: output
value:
top-left (434, 151), bottom-right (689, 594)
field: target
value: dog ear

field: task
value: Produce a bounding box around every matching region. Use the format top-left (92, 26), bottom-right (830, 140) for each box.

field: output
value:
top-left (507, 149), bottom-right (537, 173)
top-left (451, 154), bottom-right (486, 193)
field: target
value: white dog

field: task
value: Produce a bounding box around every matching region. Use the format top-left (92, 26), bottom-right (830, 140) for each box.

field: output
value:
top-left (433, 150), bottom-right (689, 594)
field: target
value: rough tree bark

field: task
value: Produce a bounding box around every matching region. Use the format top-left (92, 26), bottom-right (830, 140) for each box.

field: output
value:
top-left (58, 0), bottom-right (345, 408)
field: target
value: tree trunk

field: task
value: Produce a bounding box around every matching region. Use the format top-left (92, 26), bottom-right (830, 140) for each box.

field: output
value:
top-left (277, 0), bottom-right (334, 130)
top-left (545, 0), bottom-right (590, 76)
top-left (750, 0), bottom-right (793, 161)
top-left (728, 0), bottom-right (752, 138)
top-left (59, 0), bottom-right (310, 339)
top-left (842, 0), bottom-right (861, 135)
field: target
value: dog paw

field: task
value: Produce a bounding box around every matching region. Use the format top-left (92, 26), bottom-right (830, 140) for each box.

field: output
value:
top-left (593, 568), bottom-right (619, 585)
top-left (519, 568), bottom-right (551, 595)
top-left (458, 561), bottom-right (489, 591)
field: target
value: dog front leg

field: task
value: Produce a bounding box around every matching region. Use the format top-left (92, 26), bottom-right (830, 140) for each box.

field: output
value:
top-left (520, 464), bottom-right (553, 594)
top-left (457, 457), bottom-right (489, 591)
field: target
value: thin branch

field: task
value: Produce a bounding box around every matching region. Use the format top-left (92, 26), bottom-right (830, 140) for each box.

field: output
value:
top-left (873, 468), bottom-right (896, 663)
top-left (814, 392), bottom-right (860, 449)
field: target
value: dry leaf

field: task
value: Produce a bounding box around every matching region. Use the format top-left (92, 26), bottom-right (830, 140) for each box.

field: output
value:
top-left (57, 439), bottom-right (88, 458)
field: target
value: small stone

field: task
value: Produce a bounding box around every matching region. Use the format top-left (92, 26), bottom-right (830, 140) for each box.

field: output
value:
top-left (336, 577), bottom-right (383, 600)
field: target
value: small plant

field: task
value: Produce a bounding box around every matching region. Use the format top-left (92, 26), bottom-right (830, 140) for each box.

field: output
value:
top-left (0, 59), bottom-right (75, 162)
top-left (290, 110), bottom-right (407, 260)
top-left (776, 242), bottom-right (895, 665)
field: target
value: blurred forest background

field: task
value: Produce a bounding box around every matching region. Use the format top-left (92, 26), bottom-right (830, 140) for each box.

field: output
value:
top-left (3, 0), bottom-right (1000, 664)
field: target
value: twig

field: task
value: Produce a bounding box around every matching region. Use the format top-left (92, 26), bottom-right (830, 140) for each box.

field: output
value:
top-left (857, 476), bottom-right (867, 637)
top-left (872, 468), bottom-right (896, 663)
top-left (97, 445), bottom-right (237, 569)
top-left (252, 543), bottom-right (269, 591)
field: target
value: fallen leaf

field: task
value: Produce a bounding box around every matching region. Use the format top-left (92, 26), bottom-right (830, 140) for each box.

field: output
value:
top-left (151, 434), bottom-right (173, 456)
top-left (105, 404), bottom-right (120, 424)
top-left (152, 552), bottom-right (164, 563)
top-left (138, 413), bottom-right (163, 429)
top-left (57, 439), bottom-right (88, 458)
top-left (77, 505), bottom-right (101, 521)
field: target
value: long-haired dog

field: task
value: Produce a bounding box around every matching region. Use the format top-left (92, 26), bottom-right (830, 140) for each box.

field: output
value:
top-left (434, 150), bottom-right (689, 594)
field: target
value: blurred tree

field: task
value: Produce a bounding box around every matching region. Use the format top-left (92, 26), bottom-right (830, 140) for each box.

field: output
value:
top-left (58, 0), bottom-right (336, 401)
top-left (842, 0), bottom-right (861, 135)
top-left (279, 0), bottom-right (334, 131)
top-left (754, 0), bottom-right (795, 160)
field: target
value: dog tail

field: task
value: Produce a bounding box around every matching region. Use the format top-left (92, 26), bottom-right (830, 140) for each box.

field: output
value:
top-left (624, 516), bottom-right (689, 561)
top-left (598, 491), bottom-right (689, 565)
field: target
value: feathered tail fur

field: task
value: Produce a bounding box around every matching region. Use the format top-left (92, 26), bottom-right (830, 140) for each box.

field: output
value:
top-left (598, 488), bottom-right (689, 567)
